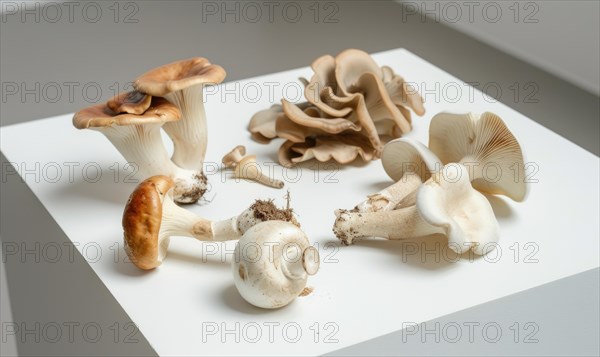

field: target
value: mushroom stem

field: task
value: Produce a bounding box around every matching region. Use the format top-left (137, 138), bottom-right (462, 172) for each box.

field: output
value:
top-left (162, 86), bottom-right (208, 170)
top-left (100, 124), bottom-right (171, 178)
top-left (236, 156), bottom-right (284, 189)
top-left (160, 196), bottom-right (297, 242)
top-left (100, 125), bottom-right (206, 204)
top-left (282, 246), bottom-right (320, 279)
top-left (354, 173), bottom-right (422, 212)
top-left (333, 206), bottom-right (443, 245)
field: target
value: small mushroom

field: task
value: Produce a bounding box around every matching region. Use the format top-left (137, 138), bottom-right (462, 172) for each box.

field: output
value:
top-left (134, 57), bottom-right (226, 171)
top-left (354, 138), bottom-right (442, 212)
top-left (232, 221), bottom-right (320, 309)
top-left (333, 164), bottom-right (500, 254)
top-left (107, 90), bottom-right (152, 115)
top-left (122, 176), bottom-right (297, 270)
top-left (73, 97), bottom-right (207, 204)
top-left (429, 112), bottom-right (527, 201)
top-left (222, 145), bottom-right (284, 189)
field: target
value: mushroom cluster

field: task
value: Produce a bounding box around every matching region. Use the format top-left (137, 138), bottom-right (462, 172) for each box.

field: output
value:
top-left (333, 112), bottom-right (527, 254)
top-left (249, 49), bottom-right (425, 167)
top-left (74, 58), bottom-right (226, 204)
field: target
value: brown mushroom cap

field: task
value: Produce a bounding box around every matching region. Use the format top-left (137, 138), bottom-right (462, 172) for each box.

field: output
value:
top-left (107, 90), bottom-right (152, 115)
top-left (122, 175), bottom-right (174, 270)
top-left (73, 97), bottom-right (181, 129)
top-left (134, 57), bottom-right (226, 96)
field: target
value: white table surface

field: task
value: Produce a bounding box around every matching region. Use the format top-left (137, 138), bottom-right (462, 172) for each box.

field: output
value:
top-left (1, 49), bottom-right (598, 356)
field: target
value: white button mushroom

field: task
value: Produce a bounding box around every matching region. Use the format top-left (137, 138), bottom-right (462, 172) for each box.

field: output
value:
top-left (122, 175), bottom-right (297, 270)
top-left (134, 57), bottom-right (226, 171)
top-left (429, 112), bottom-right (528, 201)
top-left (73, 97), bottom-right (207, 204)
top-left (222, 145), bottom-right (284, 189)
top-left (333, 164), bottom-right (500, 254)
top-left (353, 138), bottom-right (441, 212)
top-left (232, 221), bottom-right (320, 309)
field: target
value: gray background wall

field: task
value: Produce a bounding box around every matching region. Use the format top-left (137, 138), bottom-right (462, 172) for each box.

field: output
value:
top-left (397, 0), bottom-right (600, 95)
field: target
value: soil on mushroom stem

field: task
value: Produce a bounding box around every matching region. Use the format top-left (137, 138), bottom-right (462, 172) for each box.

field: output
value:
top-left (251, 199), bottom-right (299, 226)
top-left (178, 173), bottom-right (208, 204)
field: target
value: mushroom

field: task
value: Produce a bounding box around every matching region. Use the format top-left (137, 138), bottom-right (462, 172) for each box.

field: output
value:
top-left (232, 220), bottom-right (320, 309)
top-left (429, 112), bottom-right (527, 201)
top-left (333, 164), bottom-right (500, 254)
top-left (354, 138), bottom-right (442, 212)
top-left (73, 97), bottom-right (207, 204)
top-left (122, 175), bottom-right (297, 270)
top-left (248, 49), bottom-right (425, 167)
top-left (134, 57), bottom-right (226, 171)
top-left (107, 90), bottom-right (152, 115)
top-left (222, 145), bottom-right (284, 189)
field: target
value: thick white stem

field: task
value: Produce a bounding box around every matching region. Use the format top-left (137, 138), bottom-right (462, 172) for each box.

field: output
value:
top-left (101, 124), bottom-right (175, 178)
top-left (355, 174), bottom-right (422, 212)
top-left (333, 206), bottom-right (443, 245)
top-left (100, 125), bottom-right (207, 204)
top-left (163, 85), bottom-right (207, 170)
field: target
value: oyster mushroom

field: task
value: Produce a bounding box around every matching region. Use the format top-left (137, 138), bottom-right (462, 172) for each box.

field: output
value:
top-left (249, 49), bottom-right (425, 167)
top-left (122, 175), bottom-right (298, 270)
top-left (134, 57), bottom-right (226, 171)
top-left (333, 164), bottom-right (500, 254)
top-left (429, 112), bottom-right (527, 201)
top-left (354, 138), bottom-right (442, 212)
top-left (222, 145), bottom-right (284, 189)
top-left (73, 97), bottom-right (207, 204)
top-left (232, 221), bottom-right (320, 309)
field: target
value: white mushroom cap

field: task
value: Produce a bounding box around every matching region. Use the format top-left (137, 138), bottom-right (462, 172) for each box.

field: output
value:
top-left (417, 163), bottom-right (500, 255)
top-left (382, 138), bottom-right (442, 182)
top-left (429, 112), bottom-right (527, 201)
top-left (232, 221), bottom-right (319, 309)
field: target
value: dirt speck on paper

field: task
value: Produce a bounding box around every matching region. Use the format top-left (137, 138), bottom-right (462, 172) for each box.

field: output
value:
top-left (299, 286), bottom-right (314, 297)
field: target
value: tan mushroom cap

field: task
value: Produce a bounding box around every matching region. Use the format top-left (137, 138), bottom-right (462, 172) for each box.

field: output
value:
top-left (382, 138), bottom-right (442, 182)
top-left (222, 145), bottom-right (246, 168)
top-left (122, 175), bottom-right (173, 270)
top-left (107, 90), bottom-right (152, 115)
top-left (429, 112), bottom-right (527, 201)
top-left (134, 57), bottom-right (226, 96)
top-left (73, 97), bottom-right (181, 129)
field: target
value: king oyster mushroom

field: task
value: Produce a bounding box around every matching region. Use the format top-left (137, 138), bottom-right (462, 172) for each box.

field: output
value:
top-left (122, 175), bottom-right (298, 270)
top-left (428, 112), bottom-right (528, 201)
top-left (232, 220), bottom-right (320, 309)
top-left (73, 96), bottom-right (207, 203)
top-left (134, 57), bottom-right (226, 173)
top-left (333, 163), bottom-right (500, 255)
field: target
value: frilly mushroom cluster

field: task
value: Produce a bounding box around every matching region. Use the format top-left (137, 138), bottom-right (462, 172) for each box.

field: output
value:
top-left (249, 49), bottom-right (425, 167)
top-left (73, 57), bottom-right (226, 204)
top-left (333, 111), bottom-right (528, 254)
